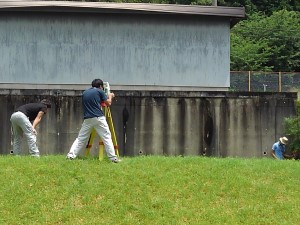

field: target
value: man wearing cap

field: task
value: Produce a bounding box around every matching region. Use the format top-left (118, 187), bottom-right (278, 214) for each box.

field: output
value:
top-left (271, 137), bottom-right (288, 160)
top-left (10, 99), bottom-right (52, 157)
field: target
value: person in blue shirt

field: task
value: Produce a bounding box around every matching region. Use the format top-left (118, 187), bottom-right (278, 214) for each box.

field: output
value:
top-left (66, 79), bottom-right (121, 163)
top-left (271, 137), bottom-right (288, 160)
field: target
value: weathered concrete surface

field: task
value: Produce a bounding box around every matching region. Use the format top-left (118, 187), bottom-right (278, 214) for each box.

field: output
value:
top-left (0, 90), bottom-right (296, 158)
top-left (0, 12), bottom-right (230, 91)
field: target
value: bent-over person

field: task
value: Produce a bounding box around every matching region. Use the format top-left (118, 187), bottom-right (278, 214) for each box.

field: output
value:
top-left (10, 99), bottom-right (51, 157)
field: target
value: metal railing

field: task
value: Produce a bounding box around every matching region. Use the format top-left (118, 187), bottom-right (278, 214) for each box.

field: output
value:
top-left (230, 71), bottom-right (300, 92)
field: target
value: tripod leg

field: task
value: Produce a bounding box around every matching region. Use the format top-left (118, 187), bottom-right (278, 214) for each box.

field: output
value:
top-left (85, 129), bottom-right (96, 157)
top-left (99, 140), bottom-right (104, 161)
top-left (97, 107), bottom-right (108, 160)
top-left (106, 107), bottom-right (119, 157)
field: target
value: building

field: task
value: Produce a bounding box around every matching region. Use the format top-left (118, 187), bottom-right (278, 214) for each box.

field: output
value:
top-left (2, 2), bottom-right (290, 159)
top-left (0, 1), bottom-right (245, 91)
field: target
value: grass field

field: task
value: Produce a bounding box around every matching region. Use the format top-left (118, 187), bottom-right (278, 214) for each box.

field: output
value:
top-left (0, 155), bottom-right (299, 225)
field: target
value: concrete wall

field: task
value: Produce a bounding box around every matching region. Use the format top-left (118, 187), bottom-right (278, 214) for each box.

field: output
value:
top-left (0, 90), bottom-right (296, 158)
top-left (0, 12), bottom-right (230, 90)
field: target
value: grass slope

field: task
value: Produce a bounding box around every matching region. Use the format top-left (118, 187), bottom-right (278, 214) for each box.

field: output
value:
top-left (0, 155), bottom-right (299, 225)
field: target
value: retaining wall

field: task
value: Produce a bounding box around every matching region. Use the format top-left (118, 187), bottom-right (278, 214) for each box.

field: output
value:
top-left (0, 90), bottom-right (296, 158)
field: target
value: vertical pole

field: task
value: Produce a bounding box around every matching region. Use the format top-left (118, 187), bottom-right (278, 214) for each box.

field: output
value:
top-left (248, 71), bottom-right (251, 92)
top-left (278, 71), bottom-right (282, 92)
top-left (263, 84), bottom-right (267, 92)
top-left (212, 0), bottom-right (217, 6)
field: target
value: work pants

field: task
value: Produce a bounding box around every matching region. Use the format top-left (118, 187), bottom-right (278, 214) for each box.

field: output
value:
top-left (67, 116), bottom-right (117, 160)
top-left (10, 111), bottom-right (40, 156)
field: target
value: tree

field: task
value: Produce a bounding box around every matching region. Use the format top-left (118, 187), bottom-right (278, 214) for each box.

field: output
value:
top-left (223, 0), bottom-right (299, 15)
top-left (251, 0), bottom-right (299, 15)
top-left (263, 10), bottom-right (300, 71)
top-left (230, 33), bottom-right (272, 71)
top-left (231, 10), bottom-right (300, 72)
top-left (284, 100), bottom-right (300, 159)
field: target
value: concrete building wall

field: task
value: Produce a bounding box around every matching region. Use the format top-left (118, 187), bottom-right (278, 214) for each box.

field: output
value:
top-left (0, 90), bottom-right (296, 158)
top-left (0, 12), bottom-right (230, 90)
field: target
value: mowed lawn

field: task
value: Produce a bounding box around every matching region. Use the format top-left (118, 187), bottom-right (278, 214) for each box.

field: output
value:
top-left (0, 155), bottom-right (299, 225)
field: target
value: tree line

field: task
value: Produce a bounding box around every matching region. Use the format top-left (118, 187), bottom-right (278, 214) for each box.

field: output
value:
top-left (71, 0), bottom-right (300, 72)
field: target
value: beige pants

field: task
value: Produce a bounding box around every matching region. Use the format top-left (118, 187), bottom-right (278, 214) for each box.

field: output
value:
top-left (67, 116), bottom-right (117, 160)
top-left (10, 111), bottom-right (40, 156)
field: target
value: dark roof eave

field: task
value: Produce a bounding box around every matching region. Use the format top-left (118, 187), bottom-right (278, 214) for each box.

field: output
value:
top-left (0, 1), bottom-right (245, 18)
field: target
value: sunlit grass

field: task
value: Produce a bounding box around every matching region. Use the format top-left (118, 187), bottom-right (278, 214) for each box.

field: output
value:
top-left (0, 155), bottom-right (299, 224)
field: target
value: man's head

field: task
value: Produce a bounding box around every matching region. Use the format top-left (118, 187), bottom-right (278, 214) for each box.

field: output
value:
top-left (279, 137), bottom-right (288, 145)
top-left (40, 99), bottom-right (51, 108)
top-left (91, 79), bottom-right (104, 89)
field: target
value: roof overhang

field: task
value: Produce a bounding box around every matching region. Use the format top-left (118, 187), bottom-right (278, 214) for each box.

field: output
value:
top-left (0, 1), bottom-right (245, 26)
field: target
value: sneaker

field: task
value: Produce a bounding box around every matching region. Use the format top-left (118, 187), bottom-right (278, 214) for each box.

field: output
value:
top-left (111, 158), bottom-right (121, 163)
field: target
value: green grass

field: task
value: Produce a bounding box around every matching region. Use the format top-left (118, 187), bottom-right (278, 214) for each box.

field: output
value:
top-left (0, 155), bottom-right (299, 225)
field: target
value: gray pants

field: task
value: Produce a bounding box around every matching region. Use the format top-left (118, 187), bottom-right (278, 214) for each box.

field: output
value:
top-left (67, 116), bottom-right (117, 160)
top-left (10, 112), bottom-right (40, 156)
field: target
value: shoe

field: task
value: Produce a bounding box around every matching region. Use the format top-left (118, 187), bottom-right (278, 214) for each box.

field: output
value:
top-left (111, 158), bottom-right (121, 163)
top-left (66, 155), bottom-right (74, 160)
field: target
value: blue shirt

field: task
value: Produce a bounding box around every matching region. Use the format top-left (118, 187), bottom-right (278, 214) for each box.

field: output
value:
top-left (82, 87), bottom-right (107, 119)
top-left (272, 141), bottom-right (286, 160)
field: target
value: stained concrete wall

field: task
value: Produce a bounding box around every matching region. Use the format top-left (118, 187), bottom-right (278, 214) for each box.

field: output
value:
top-left (0, 12), bottom-right (230, 90)
top-left (0, 90), bottom-right (296, 158)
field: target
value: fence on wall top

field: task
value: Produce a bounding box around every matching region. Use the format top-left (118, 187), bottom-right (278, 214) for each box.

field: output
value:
top-left (230, 71), bottom-right (300, 92)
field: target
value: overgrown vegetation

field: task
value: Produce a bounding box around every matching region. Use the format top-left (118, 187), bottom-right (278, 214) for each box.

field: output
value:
top-left (284, 100), bottom-right (300, 159)
top-left (0, 155), bottom-right (299, 224)
top-left (231, 10), bottom-right (300, 72)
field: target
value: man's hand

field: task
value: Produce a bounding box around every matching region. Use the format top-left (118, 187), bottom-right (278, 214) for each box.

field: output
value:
top-left (32, 128), bottom-right (37, 135)
top-left (271, 151), bottom-right (279, 160)
top-left (109, 92), bottom-right (115, 98)
top-left (104, 92), bottom-right (115, 106)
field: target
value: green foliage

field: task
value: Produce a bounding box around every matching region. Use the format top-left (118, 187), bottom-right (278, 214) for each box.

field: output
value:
top-left (284, 116), bottom-right (300, 152)
top-left (249, 0), bottom-right (299, 15)
top-left (223, 0), bottom-right (300, 15)
top-left (231, 10), bottom-right (300, 72)
top-left (221, 0), bottom-right (257, 16)
top-left (262, 10), bottom-right (300, 72)
top-left (230, 31), bottom-right (272, 71)
top-left (284, 101), bottom-right (300, 153)
top-left (190, 0), bottom-right (217, 5)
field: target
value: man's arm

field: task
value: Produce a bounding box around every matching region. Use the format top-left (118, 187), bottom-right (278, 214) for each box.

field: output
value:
top-left (271, 150), bottom-right (279, 159)
top-left (104, 93), bottom-right (115, 106)
top-left (32, 111), bottom-right (45, 134)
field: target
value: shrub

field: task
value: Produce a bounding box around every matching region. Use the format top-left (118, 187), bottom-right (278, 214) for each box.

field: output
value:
top-left (284, 101), bottom-right (300, 159)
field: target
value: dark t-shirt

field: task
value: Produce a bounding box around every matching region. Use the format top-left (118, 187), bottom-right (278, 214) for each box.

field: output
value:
top-left (82, 87), bottom-right (108, 119)
top-left (17, 103), bottom-right (47, 121)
